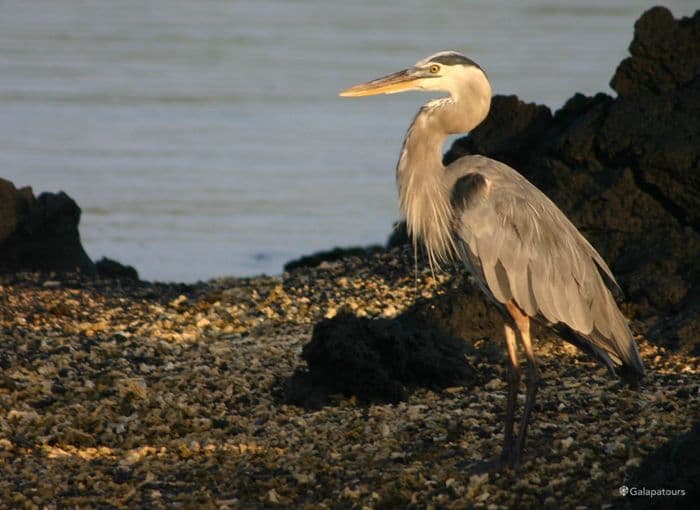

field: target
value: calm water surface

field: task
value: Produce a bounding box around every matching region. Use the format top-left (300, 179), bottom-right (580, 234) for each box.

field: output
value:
top-left (0, 1), bottom-right (696, 281)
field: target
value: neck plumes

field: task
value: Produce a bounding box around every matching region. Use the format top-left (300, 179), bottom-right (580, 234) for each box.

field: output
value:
top-left (396, 74), bottom-right (491, 270)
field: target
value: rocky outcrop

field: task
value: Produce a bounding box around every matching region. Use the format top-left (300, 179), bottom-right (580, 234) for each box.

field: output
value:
top-left (284, 308), bottom-right (481, 407)
top-left (284, 245), bottom-right (383, 272)
top-left (0, 178), bottom-right (95, 276)
top-left (612, 6), bottom-right (700, 98)
top-left (95, 257), bottom-right (139, 281)
top-left (444, 6), bottom-right (700, 353)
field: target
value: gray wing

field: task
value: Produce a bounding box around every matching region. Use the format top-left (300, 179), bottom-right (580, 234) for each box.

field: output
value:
top-left (449, 156), bottom-right (644, 377)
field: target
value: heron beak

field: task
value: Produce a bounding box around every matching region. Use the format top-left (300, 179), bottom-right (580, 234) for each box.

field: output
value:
top-left (339, 69), bottom-right (421, 97)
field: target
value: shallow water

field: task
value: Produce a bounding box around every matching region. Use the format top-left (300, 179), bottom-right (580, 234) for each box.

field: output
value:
top-left (1, 1), bottom-right (696, 282)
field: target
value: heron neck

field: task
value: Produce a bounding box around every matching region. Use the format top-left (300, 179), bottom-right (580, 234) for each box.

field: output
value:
top-left (396, 94), bottom-right (490, 268)
top-left (397, 101), bottom-right (449, 193)
top-left (396, 100), bottom-right (455, 268)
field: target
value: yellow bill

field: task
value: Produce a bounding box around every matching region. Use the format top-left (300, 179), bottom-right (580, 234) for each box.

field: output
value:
top-left (339, 69), bottom-right (420, 97)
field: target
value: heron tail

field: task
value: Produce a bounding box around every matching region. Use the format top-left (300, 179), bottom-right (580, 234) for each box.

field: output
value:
top-left (612, 329), bottom-right (645, 389)
top-left (555, 322), bottom-right (645, 388)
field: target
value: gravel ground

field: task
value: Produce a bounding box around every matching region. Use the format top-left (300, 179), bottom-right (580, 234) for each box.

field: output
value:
top-left (1, 248), bottom-right (698, 509)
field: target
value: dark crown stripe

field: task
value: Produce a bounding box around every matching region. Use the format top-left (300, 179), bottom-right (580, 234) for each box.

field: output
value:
top-left (431, 53), bottom-right (482, 71)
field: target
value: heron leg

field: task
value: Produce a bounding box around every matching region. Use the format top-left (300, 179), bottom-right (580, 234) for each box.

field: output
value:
top-left (505, 301), bottom-right (540, 468)
top-left (514, 328), bottom-right (540, 465)
top-left (464, 322), bottom-right (520, 475)
top-left (501, 322), bottom-right (520, 463)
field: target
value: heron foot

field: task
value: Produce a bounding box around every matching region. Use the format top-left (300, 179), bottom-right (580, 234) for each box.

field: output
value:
top-left (464, 456), bottom-right (508, 475)
top-left (465, 450), bottom-right (522, 475)
top-left (504, 447), bottom-right (521, 470)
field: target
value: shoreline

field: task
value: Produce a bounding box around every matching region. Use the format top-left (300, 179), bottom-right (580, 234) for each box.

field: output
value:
top-left (1, 248), bottom-right (698, 507)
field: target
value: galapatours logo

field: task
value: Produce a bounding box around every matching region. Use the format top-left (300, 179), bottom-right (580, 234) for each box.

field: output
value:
top-left (619, 485), bottom-right (686, 497)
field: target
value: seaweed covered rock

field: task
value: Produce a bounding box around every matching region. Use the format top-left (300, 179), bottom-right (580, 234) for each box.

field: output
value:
top-left (0, 178), bottom-right (95, 275)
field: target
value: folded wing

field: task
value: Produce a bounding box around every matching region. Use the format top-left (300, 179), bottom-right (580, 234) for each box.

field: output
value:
top-left (449, 157), bottom-right (644, 378)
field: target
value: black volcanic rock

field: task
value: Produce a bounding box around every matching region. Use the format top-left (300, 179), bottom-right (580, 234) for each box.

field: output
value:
top-left (284, 308), bottom-right (481, 408)
top-left (401, 285), bottom-right (503, 346)
top-left (95, 257), bottom-right (139, 281)
top-left (614, 421), bottom-right (699, 510)
top-left (443, 7), bottom-right (700, 353)
top-left (386, 220), bottom-right (410, 249)
top-left (284, 245), bottom-right (383, 271)
top-left (444, 95), bottom-right (554, 172)
top-left (0, 179), bottom-right (95, 276)
top-left (611, 6), bottom-right (700, 97)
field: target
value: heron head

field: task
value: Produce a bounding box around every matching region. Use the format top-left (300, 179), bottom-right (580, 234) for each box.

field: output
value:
top-left (339, 51), bottom-right (487, 99)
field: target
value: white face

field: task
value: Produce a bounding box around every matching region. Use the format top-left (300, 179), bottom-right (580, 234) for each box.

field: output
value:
top-left (411, 61), bottom-right (487, 99)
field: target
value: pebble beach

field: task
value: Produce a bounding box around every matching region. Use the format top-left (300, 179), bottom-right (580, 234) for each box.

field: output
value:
top-left (1, 248), bottom-right (697, 508)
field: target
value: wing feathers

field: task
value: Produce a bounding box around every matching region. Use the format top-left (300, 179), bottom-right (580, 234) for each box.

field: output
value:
top-left (450, 160), bottom-right (643, 378)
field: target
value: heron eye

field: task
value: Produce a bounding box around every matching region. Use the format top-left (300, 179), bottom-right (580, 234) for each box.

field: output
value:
top-left (429, 64), bottom-right (440, 74)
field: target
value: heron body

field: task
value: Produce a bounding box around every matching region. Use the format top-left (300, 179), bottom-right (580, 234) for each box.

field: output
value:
top-left (340, 51), bottom-right (644, 469)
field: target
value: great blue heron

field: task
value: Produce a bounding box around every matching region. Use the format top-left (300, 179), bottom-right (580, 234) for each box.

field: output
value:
top-left (339, 51), bottom-right (645, 469)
